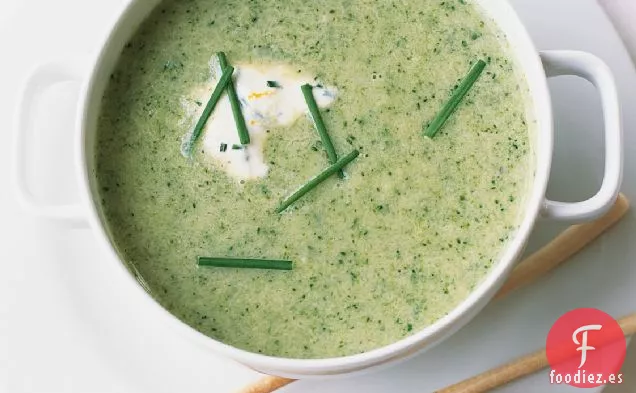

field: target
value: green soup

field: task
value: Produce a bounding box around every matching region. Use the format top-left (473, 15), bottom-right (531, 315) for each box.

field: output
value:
top-left (95, 0), bottom-right (533, 358)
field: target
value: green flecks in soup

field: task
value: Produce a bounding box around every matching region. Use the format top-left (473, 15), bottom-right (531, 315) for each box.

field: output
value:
top-left (95, 0), bottom-right (533, 358)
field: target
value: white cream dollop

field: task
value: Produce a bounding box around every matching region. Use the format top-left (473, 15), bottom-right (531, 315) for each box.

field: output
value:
top-left (182, 58), bottom-right (338, 182)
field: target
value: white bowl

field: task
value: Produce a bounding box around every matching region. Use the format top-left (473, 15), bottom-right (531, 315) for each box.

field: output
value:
top-left (11, 0), bottom-right (623, 379)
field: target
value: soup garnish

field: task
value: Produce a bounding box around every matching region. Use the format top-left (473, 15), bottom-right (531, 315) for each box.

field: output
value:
top-left (424, 59), bottom-right (487, 138)
top-left (198, 257), bottom-right (293, 271)
top-left (301, 83), bottom-right (344, 178)
top-left (276, 149), bottom-right (360, 214)
top-left (184, 64), bottom-right (235, 156)
top-left (218, 52), bottom-right (251, 146)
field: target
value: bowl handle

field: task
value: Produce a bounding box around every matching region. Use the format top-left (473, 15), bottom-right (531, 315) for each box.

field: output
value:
top-left (539, 50), bottom-right (623, 222)
top-left (11, 59), bottom-right (88, 225)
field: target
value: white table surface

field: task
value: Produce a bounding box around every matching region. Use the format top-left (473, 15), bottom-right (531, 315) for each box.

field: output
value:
top-left (1, 0), bottom-right (635, 392)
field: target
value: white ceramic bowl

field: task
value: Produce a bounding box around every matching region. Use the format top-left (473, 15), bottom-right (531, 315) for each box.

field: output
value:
top-left (12, 0), bottom-right (623, 379)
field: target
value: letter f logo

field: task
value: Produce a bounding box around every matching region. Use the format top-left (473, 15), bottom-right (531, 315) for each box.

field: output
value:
top-left (572, 324), bottom-right (603, 368)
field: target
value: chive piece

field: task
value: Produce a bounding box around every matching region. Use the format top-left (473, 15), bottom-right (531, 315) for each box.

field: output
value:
top-left (220, 143), bottom-right (228, 152)
top-left (198, 257), bottom-right (292, 270)
top-left (424, 59), bottom-right (486, 138)
top-left (301, 84), bottom-right (344, 178)
top-left (217, 52), bottom-right (250, 145)
top-left (232, 144), bottom-right (243, 150)
top-left (276, 149), bottom-right (359, 213)
top-left (186, 65), bottom-right (234, 156)
top-left (267, 80), bottom-right (281, 88)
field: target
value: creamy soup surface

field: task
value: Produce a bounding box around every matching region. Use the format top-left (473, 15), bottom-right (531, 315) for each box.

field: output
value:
top-left (95, 0), bottom-right (534, 358)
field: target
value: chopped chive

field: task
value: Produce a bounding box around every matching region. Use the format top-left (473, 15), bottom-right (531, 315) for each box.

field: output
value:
top-left (220, 143), bottom-right (228, 152)
top-left (198, 257), bottom-right (292, 270)
top-left (267, 80), bottom-right (281, 88)
top-left (276, 149), bottom-right (359, 213)
top-left (185, 65), bottom-right (234, 156)
top-left (217, 52), bottom-right (250, 145)
top-left (301, 84), bottom-right (344, 179)
top-left (232, 144), bottom-right (243, 150)
top-left (424, 59), bottom-right (486, 138)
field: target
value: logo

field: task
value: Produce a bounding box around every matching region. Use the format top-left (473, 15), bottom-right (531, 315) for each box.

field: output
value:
top-left (546, 308), bottom-right (626, 388)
